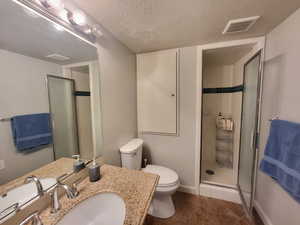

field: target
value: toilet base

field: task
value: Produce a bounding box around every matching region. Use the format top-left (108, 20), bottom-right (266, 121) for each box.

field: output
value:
top-left (148, 194), bottom-right (175, 219)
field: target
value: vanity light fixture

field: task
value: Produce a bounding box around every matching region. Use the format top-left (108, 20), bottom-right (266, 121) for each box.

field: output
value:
top-left (92, 26), bottom-right (104, 37)
top-left (68, 11), bottom-right (86, 26)
top-left (39, 0), bottom-right (64, 10)
top-left (83, 27), bottom-right (92, 34)
top-left (14, 0), bottom-right (103, 44)
top-left (58, 8), bottom-right (68, 21)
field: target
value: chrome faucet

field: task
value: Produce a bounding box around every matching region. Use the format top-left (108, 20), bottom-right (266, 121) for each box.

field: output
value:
top-left (19, 211), bottom-right (43, 225)
top-left (24, 175), bottom-right (44, 197)
top-left (49, 179), bottom-right (79, 213)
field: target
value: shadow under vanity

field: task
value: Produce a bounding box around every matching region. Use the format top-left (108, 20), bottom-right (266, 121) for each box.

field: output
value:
top-left (1, 1), bottom-right (158, 225)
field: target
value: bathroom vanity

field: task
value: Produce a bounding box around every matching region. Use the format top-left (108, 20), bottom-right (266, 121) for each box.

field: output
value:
top-left (0, 158), bottom-right (91, 223)
top-left (2, 164), bottom-right (158, 225)
top-left (37, 165), bottom-right (158, 225)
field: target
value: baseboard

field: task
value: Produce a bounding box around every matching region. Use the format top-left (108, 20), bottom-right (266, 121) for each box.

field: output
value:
top-left (199, 183), bottom-right (241, 204)
top-left (178, 185), bottom-right (197, 195)
top-left (254, 200), bottom-right (273, 225)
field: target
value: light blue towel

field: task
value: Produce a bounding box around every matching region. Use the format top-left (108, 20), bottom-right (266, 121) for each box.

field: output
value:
top-left (260, 119), bottom-right (300, 203)
top-left (11, 113), bottom-right (53, 151)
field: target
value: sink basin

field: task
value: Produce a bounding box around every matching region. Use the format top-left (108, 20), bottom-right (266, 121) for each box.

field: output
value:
top-left (0, 178), bottom-right (56, 221)
top-left (57, 192), bottom-right (126, 225)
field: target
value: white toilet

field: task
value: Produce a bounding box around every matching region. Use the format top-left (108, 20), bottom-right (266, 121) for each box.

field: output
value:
top-left (120, 138), bottom-right (180, 219)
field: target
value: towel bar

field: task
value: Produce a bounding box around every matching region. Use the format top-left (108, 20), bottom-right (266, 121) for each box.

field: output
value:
top-left (0, 117), bottom-right (11, 122)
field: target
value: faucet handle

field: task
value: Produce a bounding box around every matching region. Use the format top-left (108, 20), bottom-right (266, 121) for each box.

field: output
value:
top-left (19, 211), bottom-right (43, 225)
top-left (69, 178), bottom-right (81, 198)
top-left (49, 188), bottom-right (61, 214)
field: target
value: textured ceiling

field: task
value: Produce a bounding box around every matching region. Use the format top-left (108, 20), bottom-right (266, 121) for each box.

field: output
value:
top-left (72, 0), bottom-right (300, 53)
top-left (0, 0), bottom-right (97, 65)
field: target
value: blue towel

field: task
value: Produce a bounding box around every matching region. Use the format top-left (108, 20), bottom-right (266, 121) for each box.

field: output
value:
top-left (260, 119), bottom-right (300, 203)
top-left (11, 113), bottom-right (53, 151)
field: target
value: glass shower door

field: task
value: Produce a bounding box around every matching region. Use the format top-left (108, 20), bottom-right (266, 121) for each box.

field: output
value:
top-left (47, 75), bottom-right (79, 159)
top-left (238, 52), bottom-right (262, 214)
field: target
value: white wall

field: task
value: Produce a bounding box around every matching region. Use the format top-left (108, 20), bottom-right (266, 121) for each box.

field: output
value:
top-left (202, 64), bottom-right (234, 166)
top-left (0, 49), bottom-right (61, 184)
top-left (139, 47), bottom-right (197, 188)
top-left (96, 33), bottom-right (137, 166)
top-left (255, 8), bottom-right (300, 225)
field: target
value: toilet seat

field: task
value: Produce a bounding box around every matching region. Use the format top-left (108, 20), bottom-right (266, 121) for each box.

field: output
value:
top-left (142, 165), bottom-right (179, 188)
top-left (156, 182), bottom-right (179, 193)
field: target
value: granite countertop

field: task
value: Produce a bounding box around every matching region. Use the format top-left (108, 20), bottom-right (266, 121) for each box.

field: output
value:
top-left (0, 158), bottom-right (74, 196)
top-left (39, 165), bottom-right (159, 225)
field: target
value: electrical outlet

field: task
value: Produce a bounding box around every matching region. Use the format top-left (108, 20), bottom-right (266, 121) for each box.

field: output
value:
top-left (0, 160), bottom-right (5, 170)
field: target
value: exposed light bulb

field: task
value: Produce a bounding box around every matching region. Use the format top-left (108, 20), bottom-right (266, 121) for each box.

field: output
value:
top-left (92, 27), bottom-right (104, 37)
top-left (83, 27), bottom-right (92, 34)
top-left (48, 0), bottom-right (63, 8)
top-left (71, 12), bottom-right (86, 26)
top-left (58, 9), bottom-right (68, 21)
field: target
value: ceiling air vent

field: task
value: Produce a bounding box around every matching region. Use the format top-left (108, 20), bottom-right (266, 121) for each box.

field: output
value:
top-left (45, 54), bottom-right (70, 61)
top-left (223, 16), bottom-right (260, 34)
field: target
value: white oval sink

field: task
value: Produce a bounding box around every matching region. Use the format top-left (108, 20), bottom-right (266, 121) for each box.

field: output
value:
top-left (0, 178), bottom-right (56, 221)
top-left (57, 192), bottom-right (126, 225)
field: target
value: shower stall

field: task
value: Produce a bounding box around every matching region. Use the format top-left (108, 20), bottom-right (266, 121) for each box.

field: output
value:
top-left (199, 39), bottom-right (264, 215)
top-left (47, 64), bottom-right (94, 160)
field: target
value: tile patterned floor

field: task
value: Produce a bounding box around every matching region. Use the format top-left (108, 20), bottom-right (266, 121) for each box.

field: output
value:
top-left (144, 192), bottom-right (262, 225)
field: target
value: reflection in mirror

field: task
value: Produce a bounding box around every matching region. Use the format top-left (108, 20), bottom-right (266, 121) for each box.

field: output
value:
top-left (0, 0), bottom-right (101, 221)
top-left (47, 76), bottom-right (80, 159)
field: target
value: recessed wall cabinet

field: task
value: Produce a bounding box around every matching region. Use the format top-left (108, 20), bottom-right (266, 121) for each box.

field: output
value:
top-left (137, 49), bottom-right (179, 135)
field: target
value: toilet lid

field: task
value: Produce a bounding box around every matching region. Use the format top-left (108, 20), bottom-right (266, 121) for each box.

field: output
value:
top-left (143, 165), bottom-right (179, 187)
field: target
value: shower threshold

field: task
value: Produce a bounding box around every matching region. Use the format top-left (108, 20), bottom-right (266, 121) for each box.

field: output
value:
top-left (202, 162), bottom-right (235, 187)
top-left (202, 180), bottom-right (236, 189)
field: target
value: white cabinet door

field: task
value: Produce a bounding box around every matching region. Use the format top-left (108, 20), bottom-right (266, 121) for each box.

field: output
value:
top-left (137, 49), bottom-right (178, 135)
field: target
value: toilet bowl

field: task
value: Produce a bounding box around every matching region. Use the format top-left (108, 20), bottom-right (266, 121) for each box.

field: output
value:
top-left (142, 165), bottom-right (179, 218)
top-left (120, 139), bottom-right (180, 219)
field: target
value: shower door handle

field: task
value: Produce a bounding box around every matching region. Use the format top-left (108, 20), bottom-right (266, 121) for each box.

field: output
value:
top-left (250, 129), bottom-right (255, 151)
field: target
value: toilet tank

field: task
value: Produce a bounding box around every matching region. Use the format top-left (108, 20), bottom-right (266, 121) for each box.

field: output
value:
top-left (120, 139), bottom-right (143, 170)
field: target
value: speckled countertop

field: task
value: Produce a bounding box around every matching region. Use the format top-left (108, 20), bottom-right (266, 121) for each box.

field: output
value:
top-left (0, 158), bottom-right (74, 196)
top-left (39, 165), bottom-right (159, 225)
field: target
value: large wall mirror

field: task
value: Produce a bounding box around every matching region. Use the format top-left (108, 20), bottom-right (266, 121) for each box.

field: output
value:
top-left (0, 0), bottom-right (102, 221)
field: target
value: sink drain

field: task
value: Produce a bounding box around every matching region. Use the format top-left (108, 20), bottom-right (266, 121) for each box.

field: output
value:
top-left (206, 169), bottom-right (215, 175)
